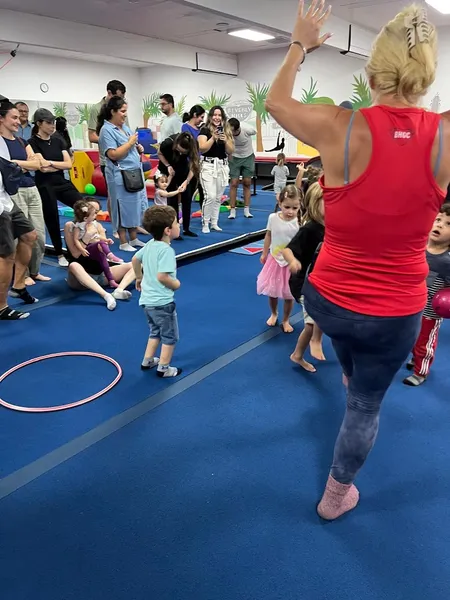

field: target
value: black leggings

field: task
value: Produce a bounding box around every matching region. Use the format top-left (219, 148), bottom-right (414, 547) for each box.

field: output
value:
top-left (38, 179), bottom-right (82, 255)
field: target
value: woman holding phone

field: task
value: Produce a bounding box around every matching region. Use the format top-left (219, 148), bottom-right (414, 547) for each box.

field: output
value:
top-left (97, 96), bottom-right (146, 252)
top-left (198, 105), bottom-right (234, 234)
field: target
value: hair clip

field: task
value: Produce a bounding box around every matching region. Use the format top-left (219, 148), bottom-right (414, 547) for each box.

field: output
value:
top-left (81, 206), bottom-right (88, 213)
top-left (405, 9), bottom-right (430, 52)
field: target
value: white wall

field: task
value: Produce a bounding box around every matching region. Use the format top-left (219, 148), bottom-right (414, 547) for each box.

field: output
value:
top-left (0, 53), bottom-right (142, 129)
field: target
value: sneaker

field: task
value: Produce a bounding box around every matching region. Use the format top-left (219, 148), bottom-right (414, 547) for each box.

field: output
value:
top-left (244, 208), bottom-right (253, 218)
top-left (211, 224), bottom-right (222, 232)
top-left (119, 243), bottom-right (137, 252)
top-left (58, 256), bottom-right (69, 267)
top-left (403, 374), bottom-right (426, 386)
top-left (202, 225), bottom-right (210, 234)
top-left (183, 230), bottom-right (198, 238)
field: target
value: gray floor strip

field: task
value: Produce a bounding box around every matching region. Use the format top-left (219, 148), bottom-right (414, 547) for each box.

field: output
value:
top-left (0, 312), bottom-right (303, 500)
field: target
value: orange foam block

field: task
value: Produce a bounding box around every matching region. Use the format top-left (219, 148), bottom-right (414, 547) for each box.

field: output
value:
top-left (96, 210), bottom-right (111, 222)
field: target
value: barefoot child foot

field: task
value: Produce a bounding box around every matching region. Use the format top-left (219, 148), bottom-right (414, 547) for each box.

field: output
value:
top-left (310, 339), bottom-right (326, 360)
top-left (267, 314), bottom-right (278, 327)
top-left (290, 352), bottom-right (316, 372)
top-left (281, 321), bottom-right (294, 333)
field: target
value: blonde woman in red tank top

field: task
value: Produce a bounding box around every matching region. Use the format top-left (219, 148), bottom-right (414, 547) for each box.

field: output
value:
top-left (266, 0), bottom-right (450, 520)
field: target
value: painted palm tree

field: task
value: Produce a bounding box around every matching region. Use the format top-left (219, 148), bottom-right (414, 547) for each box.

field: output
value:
top-left (75, 104), bottom-right (94, 124)
top-left (198, 91), bottom-right (231, 112)
top-left (176, 95), bottom-right (187, 117)
top-left (350, 75), bottom-right (372, 110)
top-left (246, 82), bottom-right (269, 152)
top-left (53, 102), bottom-right (68, 118)
top-left (142, 93), bottom-right (161, 128)
top-left (300, 77), bottom-right (335, 105)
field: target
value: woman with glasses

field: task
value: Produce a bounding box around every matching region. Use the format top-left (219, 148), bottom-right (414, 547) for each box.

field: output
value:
top-left (29, 108), bottom-right (82, 266)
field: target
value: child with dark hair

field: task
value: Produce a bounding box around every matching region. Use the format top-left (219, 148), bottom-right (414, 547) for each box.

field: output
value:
top-left (154, 175), bottom-right (182, 206)
top-left (404, 203), bottom-right (450, 386)
top-left (132, 205), bottom-right (182, 378)
top-left (73, 200), bottom-right (123, 288)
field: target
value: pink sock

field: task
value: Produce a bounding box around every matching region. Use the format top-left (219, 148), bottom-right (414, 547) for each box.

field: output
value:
top-left (317, 475), bottom-right (359, 520)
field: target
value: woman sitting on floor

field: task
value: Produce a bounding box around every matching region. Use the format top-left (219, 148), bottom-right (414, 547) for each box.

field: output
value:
top-left (64, 200), bottom-right (135, 310)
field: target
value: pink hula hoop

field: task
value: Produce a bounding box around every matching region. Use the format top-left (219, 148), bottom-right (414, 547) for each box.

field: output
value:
top-left (0, 352), bottom-right (122, 413)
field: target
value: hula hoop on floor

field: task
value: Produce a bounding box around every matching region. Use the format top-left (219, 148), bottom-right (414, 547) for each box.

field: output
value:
top-left (0, 352), bottom-right (122, 413)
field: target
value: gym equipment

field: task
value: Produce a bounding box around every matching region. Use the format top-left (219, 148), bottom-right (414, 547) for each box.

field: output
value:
top-left (432, 288), bottom-right (450, 319)
top-left (70, 151), bottom-right (95, 193)
top-left (0, 352), bottom-right (122, 413)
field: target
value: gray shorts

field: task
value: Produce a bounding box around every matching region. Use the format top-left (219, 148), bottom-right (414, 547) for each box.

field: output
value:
top-left (143, 301), bottom-right (179, 346)
top-left (67, 270), bottom-right (107, 290)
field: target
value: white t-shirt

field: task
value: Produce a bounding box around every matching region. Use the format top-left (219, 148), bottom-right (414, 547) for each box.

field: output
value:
top-left (232, 122), bottom-right (257, 159)
top-left (0, 171), bottom-right (13, 216)
top-left (271, 165), bottom-right (290, 191)
top-left (160, 113), bottom-right (182, 141)
top-left (267, 212), bottom-right (299, 266)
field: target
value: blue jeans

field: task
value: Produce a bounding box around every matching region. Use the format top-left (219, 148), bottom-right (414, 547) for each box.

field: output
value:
top-left (143, 302), bottom-right (179, 346)
top-left (303, 279), bottom-right (421, 484)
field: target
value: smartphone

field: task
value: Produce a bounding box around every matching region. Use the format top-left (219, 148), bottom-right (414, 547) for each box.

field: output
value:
top-left (216, 125), bottom-right (224, 135)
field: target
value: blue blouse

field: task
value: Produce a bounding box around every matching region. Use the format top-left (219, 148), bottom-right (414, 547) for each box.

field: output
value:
top-left (181, 122), bottom-right (200, 140)
top-left (99, 121), bottom-right (141, 171)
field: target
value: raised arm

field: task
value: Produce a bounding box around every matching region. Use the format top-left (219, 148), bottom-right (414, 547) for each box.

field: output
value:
top-left (265, 0), bottom-right (338, 150)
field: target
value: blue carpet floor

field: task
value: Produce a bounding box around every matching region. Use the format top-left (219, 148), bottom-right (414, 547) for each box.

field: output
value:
top-left (1, 320), bottom-right (449, 599)
top-left (2, 243), bottom-right (450, 600)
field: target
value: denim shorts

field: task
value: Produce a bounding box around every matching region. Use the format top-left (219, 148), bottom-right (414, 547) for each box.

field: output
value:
top-left (143, 301), bottom-right (179, 346)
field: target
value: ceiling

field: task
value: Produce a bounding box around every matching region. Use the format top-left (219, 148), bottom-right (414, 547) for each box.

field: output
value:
top-left (0, 0), bottom-right (289, 55)
top-left (330, 0), bottom-right (450, 31)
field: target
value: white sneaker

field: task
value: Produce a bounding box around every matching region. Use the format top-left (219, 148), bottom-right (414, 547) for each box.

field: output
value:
top-left (202, 224), bottom-right (210, 234)
top-left (119, 243), bottom-right (137, 252)
top-left (58, 256), bottom-right (69, 267)
top-left (130, 239), bottom-right (146, 248)
top-left (211, 224), bottom-right (222, 232)
top-left (228, 208), bottom-right (236, 219)
top-left (244, 208), bottom-right (253, 218)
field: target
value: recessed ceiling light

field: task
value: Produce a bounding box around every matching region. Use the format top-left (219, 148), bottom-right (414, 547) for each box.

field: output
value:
top-left (426, 1), bottom-right (450, 14)
top-left (228, 29), bottom-right (275, 42)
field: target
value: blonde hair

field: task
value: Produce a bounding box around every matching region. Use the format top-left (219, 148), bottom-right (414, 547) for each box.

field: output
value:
top-left (277, 153), bottom-right (286, 166)
top-left (366, 4), bottom-right (437, 105)
top-left (302, 183), bottom-right (324, 226)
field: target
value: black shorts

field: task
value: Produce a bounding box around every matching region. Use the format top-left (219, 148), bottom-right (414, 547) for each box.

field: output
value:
top-left (0, 205), bottom-right (34, 258)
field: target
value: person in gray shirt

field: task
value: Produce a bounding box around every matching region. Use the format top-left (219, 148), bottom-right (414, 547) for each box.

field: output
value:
top-left (160, 94), bottom-right (182, 141)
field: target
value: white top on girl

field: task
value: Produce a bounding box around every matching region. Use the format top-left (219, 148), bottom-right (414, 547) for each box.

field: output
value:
top-left (267, 212), bottom-right (299, 266)
top-left (271, 164), bottom-right (290, 193)
top-left (74, 220), bottom-right (104, 246)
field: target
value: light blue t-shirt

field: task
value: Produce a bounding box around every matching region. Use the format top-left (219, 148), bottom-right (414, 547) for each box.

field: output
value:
top-left (135, 240), bottom-right (177, 307)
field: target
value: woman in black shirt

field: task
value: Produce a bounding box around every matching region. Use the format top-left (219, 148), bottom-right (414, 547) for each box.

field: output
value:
top-left (198, 105), bottom-right (234, 234)
top-left (157, 132), bottom-right (200, 238)
top-left (29, 108), bottom-right (82, 266)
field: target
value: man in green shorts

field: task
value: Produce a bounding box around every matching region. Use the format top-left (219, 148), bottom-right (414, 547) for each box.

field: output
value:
top-left (228, 118), bottom-right (256, 219)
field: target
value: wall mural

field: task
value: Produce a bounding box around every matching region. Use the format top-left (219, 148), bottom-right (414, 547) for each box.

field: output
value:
top-left (143, 74), bottom-right (374, 158)
top-left (13, 74), bottom-right (373, 156)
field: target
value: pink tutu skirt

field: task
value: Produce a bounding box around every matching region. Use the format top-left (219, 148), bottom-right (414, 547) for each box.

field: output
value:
top-left (257, 254), bottom-right (294, 300)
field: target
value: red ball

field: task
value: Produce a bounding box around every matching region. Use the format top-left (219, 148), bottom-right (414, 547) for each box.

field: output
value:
top-left (432, 288), bottom-right (450, 319)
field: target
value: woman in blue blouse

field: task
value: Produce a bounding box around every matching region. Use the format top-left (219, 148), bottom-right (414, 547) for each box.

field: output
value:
top-left (97, 97), bottom-right (146, 252)
top-left (181, 104), bottom-right (205, 209)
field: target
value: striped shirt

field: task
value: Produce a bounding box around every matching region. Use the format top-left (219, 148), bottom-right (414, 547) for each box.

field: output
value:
top-left (423, 249), bottom-right (450, 319)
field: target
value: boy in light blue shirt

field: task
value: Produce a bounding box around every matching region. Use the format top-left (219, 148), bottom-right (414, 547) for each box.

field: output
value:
top-left (132, 205), bottom-right (182, 378)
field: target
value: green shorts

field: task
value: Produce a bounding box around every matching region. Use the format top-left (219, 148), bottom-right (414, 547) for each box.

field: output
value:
top-left (229, 154), bottom-right (255, 180)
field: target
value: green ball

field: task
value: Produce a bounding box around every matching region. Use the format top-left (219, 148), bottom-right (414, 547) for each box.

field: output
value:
top-left (84, 183), bottom-right (96, 195)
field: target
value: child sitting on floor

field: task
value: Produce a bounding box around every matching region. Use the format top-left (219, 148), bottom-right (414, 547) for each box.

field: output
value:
top-left (404, 203), bottom-right (450, 386)
top-left (132, 205), bottom-right (182, 378)
top-left (73, 200), bottom-right (123, 289)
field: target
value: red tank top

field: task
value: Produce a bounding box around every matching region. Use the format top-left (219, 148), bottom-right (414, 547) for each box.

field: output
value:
top-left (309, 106), bottom-right (446, 317)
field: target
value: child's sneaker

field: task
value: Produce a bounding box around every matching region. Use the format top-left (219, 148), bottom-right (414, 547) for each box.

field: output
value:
top-left (157, 365), bottom-right (182, 378)
top-left (403, 374), bottom-right (426, 386)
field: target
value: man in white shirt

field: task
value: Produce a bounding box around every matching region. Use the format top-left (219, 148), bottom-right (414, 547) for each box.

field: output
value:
top-left (0, 148), bottom-right (38, 319)
top-left (228, 118), bottom-right (257, 219)
top-left (159, 94), bottom-right (182, 141)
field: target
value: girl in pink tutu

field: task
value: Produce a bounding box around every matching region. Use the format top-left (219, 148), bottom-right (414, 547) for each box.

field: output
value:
top-left (257, 184), bottom-right (301, 333)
